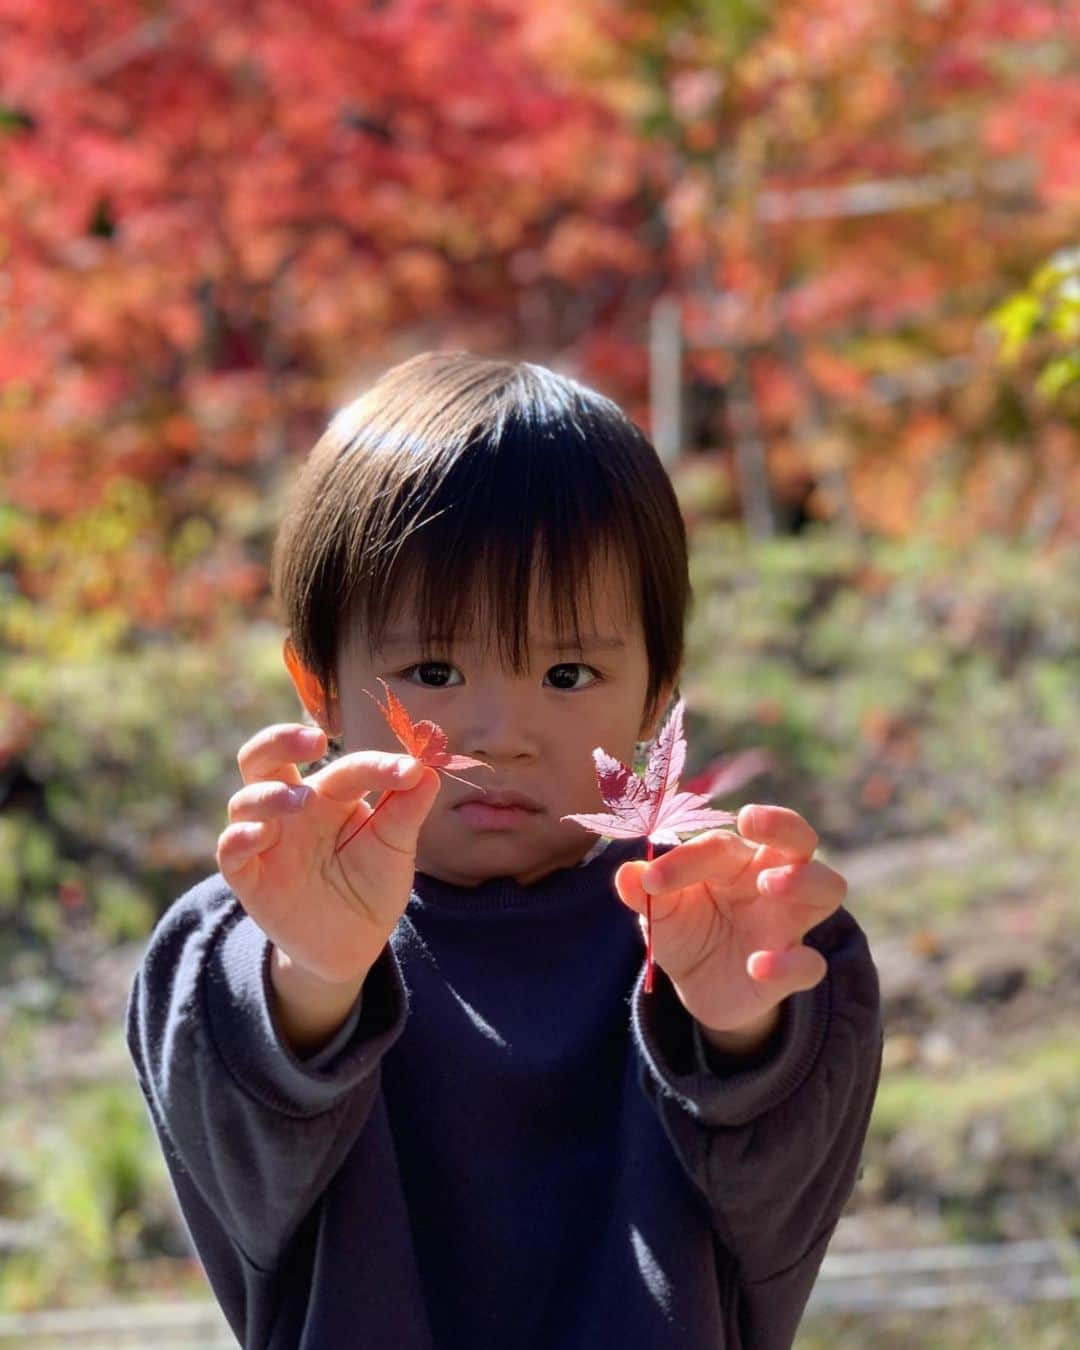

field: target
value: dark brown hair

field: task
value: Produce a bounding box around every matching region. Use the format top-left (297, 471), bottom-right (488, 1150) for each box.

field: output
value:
top-left (271, 351), bottom-right (690, 731)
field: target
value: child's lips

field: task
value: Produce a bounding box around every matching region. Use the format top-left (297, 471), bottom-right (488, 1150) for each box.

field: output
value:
top-left (455, 789), bottom-right (543, 812)
top-left (453, 791), bottom-right (543, 830)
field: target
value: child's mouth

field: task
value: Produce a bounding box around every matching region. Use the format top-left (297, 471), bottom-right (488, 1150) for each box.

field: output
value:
top-left (453, 802), bottom-right (541, 830)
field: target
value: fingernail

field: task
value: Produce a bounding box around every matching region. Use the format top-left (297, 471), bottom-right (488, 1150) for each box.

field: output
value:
top-left (284, 785), bottom-right (310, 810)
top-left (758, 868), bottom-right (784, 893)
top-left (641, 867), bottom-right (659, 893)
top-left (395, 756), bottom-right (419, 780)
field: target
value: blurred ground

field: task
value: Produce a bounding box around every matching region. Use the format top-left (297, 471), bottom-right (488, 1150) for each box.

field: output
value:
top-left (0, 526), bottom-right (1076, 1343)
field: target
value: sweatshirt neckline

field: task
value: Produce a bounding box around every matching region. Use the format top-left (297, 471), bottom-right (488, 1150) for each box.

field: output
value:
top-left (410, 837), bottom-right (646, 914)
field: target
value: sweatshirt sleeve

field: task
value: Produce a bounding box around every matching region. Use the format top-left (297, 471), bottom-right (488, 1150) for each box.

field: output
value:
top-left (629, 905), bottom-right (882, 1350)
top-left (124, 873), bottom-right (409, 1343)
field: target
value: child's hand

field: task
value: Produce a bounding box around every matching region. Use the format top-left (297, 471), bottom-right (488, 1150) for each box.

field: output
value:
top-left (216, 724), bottom-right (441, 987)
top-left (613, 805), bottom-right (846, 1040)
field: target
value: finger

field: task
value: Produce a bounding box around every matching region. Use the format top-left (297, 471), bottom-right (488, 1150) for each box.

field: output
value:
top-left (736, 804), bottom-right (818, 861)
top-left (308, 750), bottom-right (424, 804)
top-left (747, 945), bottom-right (827, 994)
top-left (237, 724), bottom-right (328, 787)
top-left (334, 763), bottom-right (441, 864)
top-left (756, 859), bottom-right (847, 927)
top-left (227, 780), bottom-right (313, 822)
top-left (638, 829), bottom-right (750, 897)
top-left (217, 819), bottom-right (280, 887)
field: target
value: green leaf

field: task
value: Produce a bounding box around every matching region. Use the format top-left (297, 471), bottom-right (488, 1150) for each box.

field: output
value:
top-left (990, 294), bottom-right (1042, 362)
top-left (1035, 354), bottom-right (1080, 399)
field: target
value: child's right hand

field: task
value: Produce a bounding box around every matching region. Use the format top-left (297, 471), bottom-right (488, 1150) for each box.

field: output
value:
top-left (216, 724), bottom-right (441, 988)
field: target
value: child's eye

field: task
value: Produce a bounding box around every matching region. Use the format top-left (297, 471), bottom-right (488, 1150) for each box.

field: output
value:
top-left (544, 662), bottom-right (599, 691)
top-left (398, 661), bottom-right (599, 691)
top-left (400, 661), bottom-right (462, 688)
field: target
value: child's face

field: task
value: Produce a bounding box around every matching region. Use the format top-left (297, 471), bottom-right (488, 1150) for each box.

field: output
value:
top-left (300, 550), bottom-right (674, 887)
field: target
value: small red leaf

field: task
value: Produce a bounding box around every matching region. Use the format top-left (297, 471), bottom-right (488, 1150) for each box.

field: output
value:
top-left (364, 678), bottom-right (490, 780)
top-left (334, 680), bottom-right (491, 853)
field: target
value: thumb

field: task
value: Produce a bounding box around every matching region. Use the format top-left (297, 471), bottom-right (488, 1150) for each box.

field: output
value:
top-left (613, 860), bottom-right (663, 918)
top-left (337, 762), bottom-right (441, 857)
top-left (747, 945), bottom-right (827, 996)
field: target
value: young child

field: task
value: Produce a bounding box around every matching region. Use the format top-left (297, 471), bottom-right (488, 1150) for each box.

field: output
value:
top-left (126, 351), bottom-right (882, 1350)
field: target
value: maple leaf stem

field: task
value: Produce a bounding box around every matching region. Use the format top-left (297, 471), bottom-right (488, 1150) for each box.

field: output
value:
top-left (334, 789), bottom-right (394, 855)
top-left (644, 839), bottom-right (654, 994)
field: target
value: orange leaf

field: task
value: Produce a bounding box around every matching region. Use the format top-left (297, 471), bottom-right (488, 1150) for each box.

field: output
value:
top-left (334, 680), bottom-right (491, 855)
top-left (365, 678), bottom-right (490, 777)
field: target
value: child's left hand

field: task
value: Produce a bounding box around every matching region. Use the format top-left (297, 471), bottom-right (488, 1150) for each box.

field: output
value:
top-left (613, 804), bottom-right (847, 1046)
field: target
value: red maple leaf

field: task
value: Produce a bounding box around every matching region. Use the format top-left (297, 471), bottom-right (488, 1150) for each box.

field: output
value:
top-left (561, 697), bottom-right (737, 992)
top-left (335, 678), bottom-right (490, 853)
top-left (682, 746), bottom-right (774, 799)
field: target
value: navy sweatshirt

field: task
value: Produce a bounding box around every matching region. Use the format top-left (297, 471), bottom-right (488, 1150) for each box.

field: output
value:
top-left (125, 836), bottom-right (882, 1350)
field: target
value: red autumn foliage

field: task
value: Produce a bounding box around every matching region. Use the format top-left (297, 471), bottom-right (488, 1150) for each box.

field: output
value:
top-left (0, 1), bottom-right (1076, 658)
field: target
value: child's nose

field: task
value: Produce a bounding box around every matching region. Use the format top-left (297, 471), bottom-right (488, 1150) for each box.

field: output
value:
top-left (457, 691), bottom-right (540, 762)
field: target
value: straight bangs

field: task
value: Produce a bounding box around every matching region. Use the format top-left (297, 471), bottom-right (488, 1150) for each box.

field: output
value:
top-left (350, 437), bottom-right (639, 671)
top-left (272, 353), bottom-right (690, 729)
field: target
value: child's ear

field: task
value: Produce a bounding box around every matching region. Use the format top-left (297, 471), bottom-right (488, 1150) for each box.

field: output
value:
top-left (282, 637), bottom-right (341, 738)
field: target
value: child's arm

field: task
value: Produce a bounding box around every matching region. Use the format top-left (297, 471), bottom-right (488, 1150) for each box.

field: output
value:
top-left (126, 723), bottom-right (439, 1339)
top-left (125, 873), bottom-right (411, 1346)
top-left (629, 903), bottom-right (882, 1350)
top-left (268, 942), bottom-right (369, 1056)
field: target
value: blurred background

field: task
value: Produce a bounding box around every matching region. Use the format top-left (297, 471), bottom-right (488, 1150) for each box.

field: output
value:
top-left (0, 1), bottom-right (1077, 1345)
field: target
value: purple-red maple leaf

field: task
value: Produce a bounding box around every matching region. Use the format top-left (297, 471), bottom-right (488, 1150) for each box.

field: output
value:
top-left (561, 696), bottom-right (737, 991)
